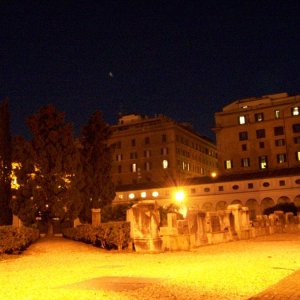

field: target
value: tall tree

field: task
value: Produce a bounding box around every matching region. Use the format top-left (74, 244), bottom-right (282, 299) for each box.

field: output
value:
top-left (79, 111), bottom-right (115, 223)
top-left (11, 105), bottom-right (83, 234)
top-left (0, 98), bottom-right (12, 225)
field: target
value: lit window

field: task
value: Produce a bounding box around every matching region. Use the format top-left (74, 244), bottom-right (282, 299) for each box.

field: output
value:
top-left (255, 113), bottom-right (264, 122)
top-left (225, 160), bottom-right (233, 169)
top-left (131, 163), bottom-right (137, 173)
top-left (128, 193), bottom-right (135, 199)
top-left (116, 154), bottom-right (122, 161)
top-left (259, 156), bottom-right (268, 169)
top-left (296, 151), bottom-right (300, 161)
top-left (275, 110), bottom-right (281, 119)
top-left (141, 192), bottom-right (147, 198)
top-left (162, 159), bottom-right (168, 169)
top-left (277, 153), bottom-right (287, 164)
top-left (118, 194), bottom-right (123, 199)
top-left (152, 191), bottom-right (159, 197)
top-left (292, 107), bottom-right (299, 116)
top-left (239, 115), bottom-right (246, 124)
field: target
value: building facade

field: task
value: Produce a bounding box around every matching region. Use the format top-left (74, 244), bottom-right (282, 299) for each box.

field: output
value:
top-left (113, 167), bottom-right (300, 220)
top-left (214, 93), bottom-right (300, 174)
top-left (108, 114), bottom-right (217, 187)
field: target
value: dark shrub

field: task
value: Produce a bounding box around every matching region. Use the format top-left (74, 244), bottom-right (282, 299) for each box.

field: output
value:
top-left (62, 221), bottom-right (131, 251)
top-left (0, 226), bottom-right (40, 254)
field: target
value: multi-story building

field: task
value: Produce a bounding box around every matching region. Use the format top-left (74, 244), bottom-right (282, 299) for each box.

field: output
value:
top-left (108, 114), bottom-right (217, 187)
top-left (214, 93), bottom-right (300, 174)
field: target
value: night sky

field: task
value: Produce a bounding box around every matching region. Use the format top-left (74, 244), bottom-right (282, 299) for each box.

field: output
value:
top-left (1, 1), bottom-right (300, 141)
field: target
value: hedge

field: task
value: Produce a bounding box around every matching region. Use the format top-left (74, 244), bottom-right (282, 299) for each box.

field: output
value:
top-left (0, 226), bottom-right (40, 254)
top-left (62, 221), bottom-right (131, 250)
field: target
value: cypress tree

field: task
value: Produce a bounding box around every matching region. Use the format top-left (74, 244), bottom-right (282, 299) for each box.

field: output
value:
top-left (0, 98), bottom-right (12, 225)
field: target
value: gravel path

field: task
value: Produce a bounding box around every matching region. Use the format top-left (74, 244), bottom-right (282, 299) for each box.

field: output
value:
top-left (1, 233), bottom-right (300, 300)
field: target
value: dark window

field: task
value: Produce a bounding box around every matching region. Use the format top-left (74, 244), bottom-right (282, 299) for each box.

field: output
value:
top-left (241, 158), bottom-right (250, 167)
top-left (118, 165), bottom-right (122, 173)
top-left (145, 137), bottom-right (150, 144)
top-left (259, 142), bottom-right (265, 148)
top-left (263, 182), bottom-right (270, 187)
top-left (277, 153), bottom-right (286, 164)
top-left (293, 123), bottom-right (300, 133)
top-left (295, 179), bottom-right (300, 184)
top-left (294, 137), bottom-right (300, 144)
top-left (275, 139), bottom-right (285, 146)
top-left (130, 152), bottom-right (138, 159)
top-left (274, 126), bottom-right (284, 136)
top-left (232, 185), bottom-right (239, 190)
top-left (204, 187), bottom-right (210, 192)
top-left (162, 134), bottom-right (167, 142)
top-left (191, 188), bottom-right (196, 194)
top-left (218, 186), bottom-right (224, 191)
top-left (131, 139), bottom-right (136, 146)
top-left (242, 144), bottom-right (247, 151)
top-left (279, 180), bottom-right (285, 186)
top-left (255, 113), bottom-right (264, 122)
top-left (256, 129), bottom-right (266, 139)
top-left (239, 131), bottom-right (248, 141)
top-left (248, 183), bottom-right (254, 189)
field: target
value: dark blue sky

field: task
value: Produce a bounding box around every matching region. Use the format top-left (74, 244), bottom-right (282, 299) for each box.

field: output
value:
top-left (1, 1), bottom-right (300, 140)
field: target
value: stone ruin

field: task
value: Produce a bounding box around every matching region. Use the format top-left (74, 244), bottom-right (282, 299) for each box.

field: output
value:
top-left (127, 202), bottom-right (300, 252)
top-left (126, 200), bottom-right (162, 253)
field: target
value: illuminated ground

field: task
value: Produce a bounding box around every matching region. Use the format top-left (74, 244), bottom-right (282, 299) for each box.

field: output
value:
top-left (1, 233), bottom-right (300, 300)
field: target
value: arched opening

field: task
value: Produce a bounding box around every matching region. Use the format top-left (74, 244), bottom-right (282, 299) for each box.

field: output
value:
top-left (261, 197), bottom-right (275, 214)
top-left (202, 202), bottom-right (213, 212)
top-left (231, 199), bottom-right (242, 206)
top-left (294, 195), bottom-right (300, 208)
top-left (277, 196), bottom-right (291, 204)
top-left (246, 199), bottom-right (259, 220)
top-left (216, 201), bottom-right (227, 211)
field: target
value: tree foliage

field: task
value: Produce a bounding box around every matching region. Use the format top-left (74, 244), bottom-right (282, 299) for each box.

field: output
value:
top-left (78, 111), bottom-right (115, 223)
top-left (0, 98), bottom-right (12, 225)
top-left (11, 105), bottom-right (83, 234)
top-left (263, 202), bottom-right (299, 216)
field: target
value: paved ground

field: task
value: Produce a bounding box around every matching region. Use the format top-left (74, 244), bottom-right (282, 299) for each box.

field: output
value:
top-left (249, 268), bottom-right (300, 299)
top-left (1, 233), bottom-right (300, 299)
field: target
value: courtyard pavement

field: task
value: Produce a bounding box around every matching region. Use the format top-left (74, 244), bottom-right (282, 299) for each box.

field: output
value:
top-left (1, 233), bottom-right (300, 299)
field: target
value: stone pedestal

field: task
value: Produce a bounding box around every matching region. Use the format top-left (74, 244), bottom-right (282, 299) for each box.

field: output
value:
top-left (91, 208), bottom-right (101, 226)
